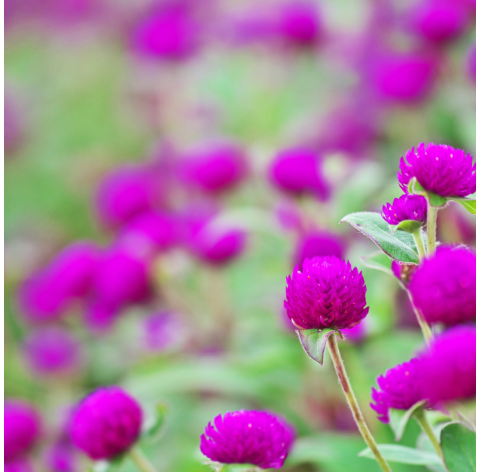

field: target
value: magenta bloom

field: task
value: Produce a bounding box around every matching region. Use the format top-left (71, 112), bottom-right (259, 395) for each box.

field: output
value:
top-left (392, 260), bottom-right (417, 284)
top-left (44, 440), bottom-right (77, 472)
top-left (341, 319), bottom-right (367, 343)
top-left (269, 147), bottom-right (330, 200)
top-left (4, 459), bottom-right (33, 472)
top-left (467, 43), bottom-right (476, 83)
top-left (200, 410), bottom-right (295, 469)
top-left (23, 327), bottom-right (82, 376)
top-left (409, 246), bottom-right (475, 325)
top-left (294, 231), bottom-right (346, 267)
top-left (370, 359), bottom-right (424, 423)
top-left (399, 142), bottom-right (476, 198)
top-left (4, 400), bottom-right (42, 463)
top-left (418, 326), bottom-right (476, 404)
top-left (70, 386), bottom-right (142, 460)
top-left (179, 142), bottom-right (248, 194)
top-left (83, 300), bottom-right (119, 335)
top-left (142, 311), bottom-right (184, 352)
top-left (382, 194), bottom-right (427, 225)
top-left (285, 256), bottom-right (369, 330)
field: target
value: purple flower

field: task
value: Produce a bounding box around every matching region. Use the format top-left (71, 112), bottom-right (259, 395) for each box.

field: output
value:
top-left (398, 143), bottom-right (476, 198)
top-left (341, 319), bottom-right (367, 344)
top-left (269, 147), bottom-right (330, 200)
top-left (200, 410), bottom-right (295, 469)
top-left (70, 386), bottom-right (142, 460)
top-left (4, 459), bottom-right (33, 472)
top-left (44, 440), bottom-right (78, 472)
top-left (83, 300), bottom-right (119, 335)
top-left (382, 194), bottom-right (427, 225)
top-left (23, 327), bottom-right (82, 376)
top-left (467, 43), bottom-right (476, 83)
top-left (4, 400), bottom-right (42, 463)
top-left (142, 311), bottom-right (185, 352)
top-left (409, 246), bottom-right (475, 325)
top-left (294, 230), bottom-right (346, 267)
top-left (284, 256), bottom-right (369, 330)
top-left (370, 359), bottom-right (425, 423)
top-left (418, 326), bottom-right (476, 405)
top-left (391, 260), bottom-right (417, 284)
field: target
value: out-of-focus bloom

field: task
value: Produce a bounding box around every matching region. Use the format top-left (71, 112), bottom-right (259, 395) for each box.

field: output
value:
top-left (4, 400), bottom-right (42, 463)
top-left (294, 230), bottom-right (346, 267)
top-left (370, 359), bottom-right (424, 423)
top-left (392, 260), bottom-right (417, 284)
top-left (44, 440), bottom-right (78, 472)
top-left (284, 256), bottom-right (369, 330)
top-left (274, 200), bottom-right (303, 232)
top-left (200, 410), bottom-right (296, 469)
top-left (406, 0), bottom-right (471, 44)
top-left (70, 386), bottom-right (142, 460)
top-left (179, 142), bottom-right (248, 194)
top-left (4, 459), bottom-right (33, 472)
top-left (341, 319), bottom-right (367, 343)
top-left (83, 300), bottom-right (119, 335)
top-left (398, 143), bottom-right (476, 197)
top-left (467, 43), bottom-right (476, 83)
top-left (142, 311), bottom-right (185, 352)
top-left (23, 327), bottom-right (82, 376)
top-left (382, 194), bottom-right (427, 225)
top-left (409, 246), bottom-right (475, 325)
top-left (269, 147), bottom-right (330, 200)
top-left (4, 94), bottom-right (23, 154)
top-left (418, 326), bottom-right (476, 404)
top-left (95, 164), bottom-right (163, 229)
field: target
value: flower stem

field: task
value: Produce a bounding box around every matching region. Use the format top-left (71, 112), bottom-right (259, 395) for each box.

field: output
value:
top-left (413, 409), bottom-right (443, 460)
top-left (406, 289), bottom-right (433, 345)
top-left (426, 205), bottom-right (438, 255)
top-left (411, 228), bottom-right (426, 261)
top-left (128, 447), bottom-right (159, 472)
top-left (327, 336), bottom-right (392, 472)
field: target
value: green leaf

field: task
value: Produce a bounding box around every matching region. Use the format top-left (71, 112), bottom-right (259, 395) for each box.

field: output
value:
top-left (296, 328), bottom-right (343, 366)
top-left (449, 198), bottom-right (476, 214)
top-left (394, 220), bottom-right (422, 233)
top-left (441, 423), bottom-right (476, 472)
top-left (359, 251), bottom-right (394, 276)
top-left (340, 212), bottom-right (421, 263)
top-left (389, 400), bottom-right (427, 441)
top-left (409, 178), bottom-right (447, 207)
top-left (359, 444), bottom-right (443, 466)
top-left (142, 401), bottom-right (169, 443)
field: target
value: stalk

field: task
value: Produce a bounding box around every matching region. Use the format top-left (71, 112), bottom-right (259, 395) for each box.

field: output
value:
top-left (426, 205), bottom-right (438, 255)
top-left (411, 228), bottom-right (426, 261)
top-left (412, 409), bottom-right (443, 460)
top-left (327, 336), bottom-right (392, 472)
top-left (406, 290), bottom-right (433, 345)
top-left (128, 447), bottom-right (159, 472)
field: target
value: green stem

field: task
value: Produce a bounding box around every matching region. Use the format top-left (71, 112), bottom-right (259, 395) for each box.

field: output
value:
top-left (406, 289), bottom-right (433, 345)
top-left (128, 447), bottom-right (159, 472)
top-left (426, 205), bottom-right (438, 255)
top-left (327, 336), bottom-right (392, 472)
top-left (413, 410), bottom-right (443, 460)
top-left (411, 228), bottom-right (426, 261)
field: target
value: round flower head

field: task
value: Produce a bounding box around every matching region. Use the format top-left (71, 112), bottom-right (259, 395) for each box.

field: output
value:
top-left (370, 359), bottom-right (424, 423)
top-left (83, 300), bottom-right (119, 335)
top-left (269, 147), bottom-right (330, 200)
top-left (200, 410), bottom-right (296, 469)
top-left (142, 311), bottom-right (185, 352)
top-left (391, 260), bottom-right (417, 284)
top-left (4, 400), bottom-right (42, 462)
top-left (284, 256), bottom-right (369, 330)
top-left (382, 194), bottom-right (427, 225)
top-left (398, 143), bottom-right (476, 198)
top-left (418, 326), bottom-right (476, 405)
top-left (294, 230), bottom-right (346, 267)
top-left (23, 327), bottom-right (82, 376)
top-left (70, 386), bottom-right (142, 460)
top-left (409, 246), bottom-right (475, 325)
top-left (466, 43), bottom-right (475, 83)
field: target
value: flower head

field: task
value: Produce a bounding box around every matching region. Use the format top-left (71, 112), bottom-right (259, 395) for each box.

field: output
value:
top-left (4, 400), bottom-right (42, 463)
top-left (398, 143), bottom-right (476, 198)
top-left (70, 386), bottom-right (142, 460)
top-left (382, 194), bottom-right (427, 225)
top-left (409, 246), bottom-right (475, 325)
top-left (284, 256), bottom-right (369, 330)
top-left (294, 230), bottom-right (346, 267)
top-left (418, 326), bottom-right (476, 405)
top-left (370, 359), bottom-right (425, 423)
top-left (200, 410), bottom-right (295, 469)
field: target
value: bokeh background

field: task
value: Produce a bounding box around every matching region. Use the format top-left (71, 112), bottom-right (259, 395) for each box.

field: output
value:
top-left (4, 0), bottom-right (476, 471)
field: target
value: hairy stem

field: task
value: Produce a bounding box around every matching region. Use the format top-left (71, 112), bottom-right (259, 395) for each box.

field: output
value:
top-left (128, 447), bottom-right (159, 472)
top-left (426, 205), bottom-right (438, 255)
top-left (327, 336), bottom-right (392, 472)
top-left (411, 228), bottom-right (426, 261)
top-left (406, 289), bottom-right (433, 345)
top-left (413, 410), bottom-right (443, 460)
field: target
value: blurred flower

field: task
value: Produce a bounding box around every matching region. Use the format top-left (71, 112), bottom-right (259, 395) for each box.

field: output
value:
top-left (466, 43), bottom-right (476, 83)
top-left (381, 194), bottom-right (427, 225)
top-left (391, 260), bottom-right (417, 284)
top-left (341, 318), bottom-right (367, 343)
top-left (4, 400), bottom-right (42, 463)
top-left (418, 326), bottom-right (476, 405)
top-left (285, 256), bottom-right (369, 330)
top-left (200, 410), bottom-right (296, 469)
top-left (44, 440), bottom-right (78, 472)
top-left (398, 142), bottom-right (476, 197)
top-left (269, 147), bottom-right (330, 200)
top-left (4, 93), bottom-right (23, 155)
top-left (293, 230), bottom-right (346, 267)
top-left (23, 327), bottom-right (82, 376)
top-left (70, 386), bottom-right (142, 460)
top-left (274, 200), bottom-right (303, 232)
top-left (142, 311), bottom-right (185, 352)
top-left (83, 300), bottom-right (119, 335)
top-left (370, 359), bottom-right (424, 423)
top-left (4, 459), bottom-right (33, 472)
top-left (409, 246), bottom-right (475, 326)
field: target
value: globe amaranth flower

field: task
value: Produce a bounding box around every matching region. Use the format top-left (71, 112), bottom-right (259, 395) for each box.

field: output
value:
top-left (398, 143), bottom-right (476, 198)
top-left (391, 260), bottom-right (417, 284)
top-left (70, 386), bottom-right (142, 460)
top-left (409, 246), bottom-right (475, 325)
top-left (370, 359), bottom-right (425, 423)
top-left (5, 400), bottom-right (42, 463)
top-left (294, 230), bottom-right (346, 268)
top-left (200, 410), bottom-right (296, 469)
top-left (269, 147), bottom-right (330, 200)
top-left (341, 318), bottom-right (367, 344)
top-left (284, 256), bottom-right (369, 330)
top-left (382, 194), bottom-right (427, 226)
top-left (418, 326), bottom-right (476, 405)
